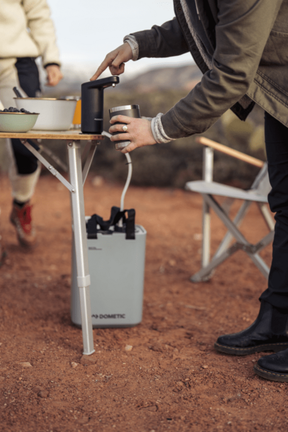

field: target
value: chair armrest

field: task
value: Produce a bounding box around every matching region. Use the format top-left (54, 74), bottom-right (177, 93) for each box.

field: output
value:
top-left (196, 137), bottom-right (264, 168)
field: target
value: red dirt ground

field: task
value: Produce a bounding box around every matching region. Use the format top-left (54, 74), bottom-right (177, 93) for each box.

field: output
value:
top-left (0, 172), bottom-right (287, 432)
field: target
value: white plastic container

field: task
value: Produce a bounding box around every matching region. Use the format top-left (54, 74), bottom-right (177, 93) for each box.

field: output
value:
top-left (14, 98), bottom-right (77, 131)
top-left (71, 225), bottom-right (146, 328)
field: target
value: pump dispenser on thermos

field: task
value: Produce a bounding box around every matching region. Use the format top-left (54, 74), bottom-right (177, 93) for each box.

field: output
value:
top-left (81, 76), bottom-right (119, 134)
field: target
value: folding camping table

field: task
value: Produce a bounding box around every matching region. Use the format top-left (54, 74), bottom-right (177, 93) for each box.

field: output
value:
top-left (0, 130), bottom-right (104, 356)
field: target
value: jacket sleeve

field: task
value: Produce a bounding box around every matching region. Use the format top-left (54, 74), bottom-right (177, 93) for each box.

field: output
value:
top-left (22, 0), bottom-right (61, 66)
top-left (131, 17), bottom-right (189, 58)
top-left (160, 0), bottom-right (283, 139)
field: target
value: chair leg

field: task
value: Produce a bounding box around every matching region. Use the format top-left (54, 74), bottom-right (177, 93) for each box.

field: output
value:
top-left (192, 198), bottom-right (251, 282)
top-left (198, 145), bottom-right (214, 279)
top-left (257, 203), bottom-right (275, 231)
top-left (192, 201), bottom-right (214, 282)
top-left (202, 200), bottom-right (211, 268)
top-left (213, 200), bottom-right (252, 259)
top-left (191, 242), bottom-right (242, 282)
top-left (191, 236), bottom-right (271, 282)
top-left (206, 194), bottom-right (271, 276)
top-left (190, 195), bottom-right (273, 282)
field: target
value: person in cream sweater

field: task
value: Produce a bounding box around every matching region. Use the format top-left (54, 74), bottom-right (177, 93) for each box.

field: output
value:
top-left (0, 0), bottom-right (63, 248)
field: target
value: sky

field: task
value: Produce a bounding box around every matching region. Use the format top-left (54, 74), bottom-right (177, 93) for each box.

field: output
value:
top-left (46, 0), bottom-right (192, 77)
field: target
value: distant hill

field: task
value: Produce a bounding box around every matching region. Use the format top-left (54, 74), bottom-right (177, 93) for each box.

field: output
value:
top-left (118, 65), bottom-right (201, 92)
top-left (41, 64), bottom-right (202, 97)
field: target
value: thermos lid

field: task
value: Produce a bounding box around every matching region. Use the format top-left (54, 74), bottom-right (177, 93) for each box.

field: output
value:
top-left (109, 104), bottom-right (140, 113)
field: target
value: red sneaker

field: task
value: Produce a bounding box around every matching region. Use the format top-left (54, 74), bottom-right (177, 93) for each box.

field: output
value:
top-left (10, 202), bottom-right (36, 248)
top-left (0, 233), bottom-right (7, 266)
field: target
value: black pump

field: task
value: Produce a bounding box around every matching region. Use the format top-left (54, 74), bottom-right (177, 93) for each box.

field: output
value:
top-left (81, 76), bottom-right (119, 134)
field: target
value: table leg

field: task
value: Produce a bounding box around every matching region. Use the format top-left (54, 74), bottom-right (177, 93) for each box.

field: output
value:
top-left (67, 140), bottom-right (95, 355)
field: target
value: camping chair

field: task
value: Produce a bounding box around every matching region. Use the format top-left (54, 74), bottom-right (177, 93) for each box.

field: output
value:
top-left (185, 137), bottom-right (275, 282)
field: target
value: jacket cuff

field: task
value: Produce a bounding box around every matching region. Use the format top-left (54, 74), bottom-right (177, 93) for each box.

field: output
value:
top-left (123, 35), bottom-right (139, 61)
top-left (44, 63), bottom-right (61, 68)
top-left (151, 113), bottom-right (174, 144)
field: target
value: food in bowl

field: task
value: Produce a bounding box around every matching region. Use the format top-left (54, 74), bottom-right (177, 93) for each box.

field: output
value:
top-left (1, 107), bottom-right (37, 114)
top-left (14, 97), bottom-right (77, 131)
top-left (0, 107), bottom-right (39, 132)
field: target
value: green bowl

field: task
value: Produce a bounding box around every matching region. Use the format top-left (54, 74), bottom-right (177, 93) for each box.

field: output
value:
top-left (0, 112), bottom-right (39, 132)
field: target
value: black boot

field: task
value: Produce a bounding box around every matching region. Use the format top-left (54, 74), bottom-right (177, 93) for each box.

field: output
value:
top-left (214, 301), bottom-right (288, 355)
top-left (254, 348), bottom-right (288, 382)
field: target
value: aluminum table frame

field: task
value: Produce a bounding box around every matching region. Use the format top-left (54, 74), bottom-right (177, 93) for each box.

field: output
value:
top-left (0, 130), bottom-right (103, 355)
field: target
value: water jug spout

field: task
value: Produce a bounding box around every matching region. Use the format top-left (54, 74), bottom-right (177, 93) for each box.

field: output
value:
top-left (81, 76), bottom-right (119, 134)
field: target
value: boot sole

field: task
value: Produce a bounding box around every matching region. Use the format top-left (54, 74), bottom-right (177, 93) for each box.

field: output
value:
top-left (254, 364), bottom-right (288, 382)
top-left (214, 341), bottom-right (288, 356)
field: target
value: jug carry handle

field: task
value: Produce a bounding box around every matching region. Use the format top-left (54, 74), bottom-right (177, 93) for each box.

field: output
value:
top-left (124, 209), bottom-right (135, 240)
top-left (86, 206), bottom-right (135, 240)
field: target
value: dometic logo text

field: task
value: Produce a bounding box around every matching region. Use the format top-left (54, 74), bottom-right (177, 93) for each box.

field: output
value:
top-left (92, 314), bottom-right (126, 319)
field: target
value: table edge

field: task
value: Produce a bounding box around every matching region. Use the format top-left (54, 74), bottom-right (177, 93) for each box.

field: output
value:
top-left (0, 130), bottom-right (104, 140)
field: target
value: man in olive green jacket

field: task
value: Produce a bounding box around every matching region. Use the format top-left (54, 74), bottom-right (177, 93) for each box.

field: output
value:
top-left (92, 0), bottom-right (288, 382)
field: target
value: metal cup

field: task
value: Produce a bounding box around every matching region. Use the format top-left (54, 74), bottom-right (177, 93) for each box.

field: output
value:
top-left (109, 104), bottom-right (141, 150)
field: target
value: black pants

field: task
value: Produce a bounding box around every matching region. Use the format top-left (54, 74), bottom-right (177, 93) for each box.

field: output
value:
top-left (11, 58), bottom-right (41, 175)
top-left (260, 112), bottom-right (288, 310)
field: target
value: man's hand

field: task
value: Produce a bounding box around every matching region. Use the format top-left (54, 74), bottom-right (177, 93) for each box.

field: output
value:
top-left (45, 65), bottom-right (63, 86)
top-left (90, 43), bottom-right (133, 80)
top-left (109, 116), bottom-right (156, 153)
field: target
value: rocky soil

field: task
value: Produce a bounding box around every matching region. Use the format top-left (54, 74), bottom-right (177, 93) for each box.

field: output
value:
top-left (0, 173), bottom-right (286, 432)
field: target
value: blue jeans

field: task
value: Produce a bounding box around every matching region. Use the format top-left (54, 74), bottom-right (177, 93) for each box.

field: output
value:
top-left (260, 112), bottom-right (288, 309)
